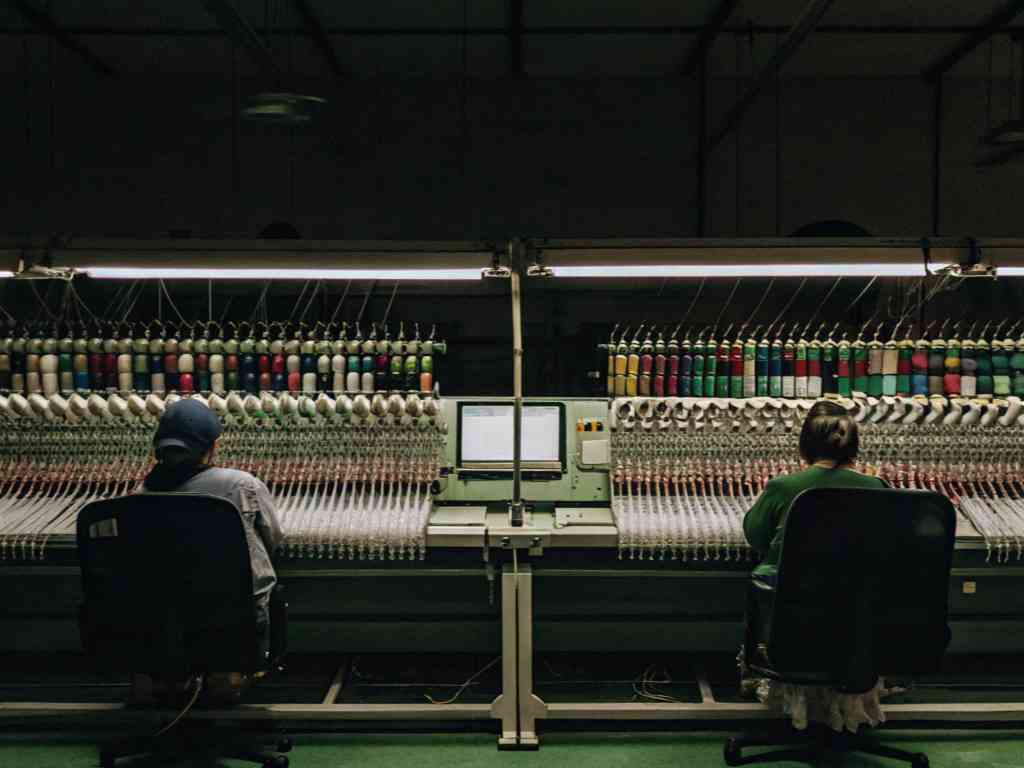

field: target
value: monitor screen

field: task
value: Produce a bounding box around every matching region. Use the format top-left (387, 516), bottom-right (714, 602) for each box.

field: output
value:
top-left (459, 403), bottom-right (563, 469)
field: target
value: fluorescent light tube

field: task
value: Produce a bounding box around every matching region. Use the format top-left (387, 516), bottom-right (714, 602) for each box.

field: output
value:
top-left (81, 267), bottom-right (482, 281)
top-left (993, 266), bottom-right (1024, 276)
top-left (0, 271), bottom-right (13, 278)
top-left (548, 263), bottom-right (949, 278)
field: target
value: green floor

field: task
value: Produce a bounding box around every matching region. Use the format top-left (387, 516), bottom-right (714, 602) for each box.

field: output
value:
top-left (1, 731), bottom-right (1022, 768)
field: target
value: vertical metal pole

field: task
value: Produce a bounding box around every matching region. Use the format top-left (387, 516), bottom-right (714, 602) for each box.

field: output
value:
top-left (931, 77), bottom-right (943, 236)
top-left (509, 240), bottom-right (524, 528)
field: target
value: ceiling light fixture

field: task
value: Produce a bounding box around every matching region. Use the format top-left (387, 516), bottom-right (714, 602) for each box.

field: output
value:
top-left (80, 267), bottom-right (482, 281)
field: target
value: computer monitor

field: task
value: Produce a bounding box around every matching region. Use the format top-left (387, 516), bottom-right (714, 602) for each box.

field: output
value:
top-left (457, 402), bottom-right (565, 471)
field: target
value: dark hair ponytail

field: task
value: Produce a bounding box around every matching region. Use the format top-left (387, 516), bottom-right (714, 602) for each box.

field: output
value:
top-left (798, 401), bottom-right (859, 466)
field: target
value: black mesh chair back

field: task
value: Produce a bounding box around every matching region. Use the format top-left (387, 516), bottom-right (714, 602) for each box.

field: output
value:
top-left (767, 487), bottom-right (955, 692)
top-left (77, 492), bottom-right (265, 678)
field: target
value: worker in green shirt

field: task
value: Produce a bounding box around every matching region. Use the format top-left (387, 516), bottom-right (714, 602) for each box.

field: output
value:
top-left (744, 400), bottom-right (886, 581)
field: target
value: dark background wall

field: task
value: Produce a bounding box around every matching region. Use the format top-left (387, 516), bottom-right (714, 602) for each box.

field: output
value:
top-left (2, 2), bottom-right (1024, 396)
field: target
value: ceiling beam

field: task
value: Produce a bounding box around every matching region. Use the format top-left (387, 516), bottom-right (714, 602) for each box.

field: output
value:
top-left (7, 0), bottom-right (115, 76)
top-left (199, 0), bottom-right (279, 78)
top-left (706, 0), bottom-right (837, 154)
top-left (287, 0), bottom-right (343, 81)
top-left (680, 0), bottom-right (741, 75)
top-left (508, 0), bottom-right (524, 75)
top-left (923, 0), bottom-right (1024, 83)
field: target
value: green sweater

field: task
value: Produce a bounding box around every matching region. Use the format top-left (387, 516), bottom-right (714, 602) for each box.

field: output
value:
top-left (743, 466), bottom-right (886, 577)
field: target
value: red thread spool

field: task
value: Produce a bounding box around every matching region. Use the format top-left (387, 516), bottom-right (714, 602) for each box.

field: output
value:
top-left (259, 372), bottom-right (272, 391)
top-left (272, 355), bottom-right (285, 375)
top-left (179, 373), bottom-right (194, 393)
top-left (287, 371), bottom-right (301, 392)
top-left (258, 355), bottom-right (270, 373)
top-left (226, 354), bottom-right (238, 372)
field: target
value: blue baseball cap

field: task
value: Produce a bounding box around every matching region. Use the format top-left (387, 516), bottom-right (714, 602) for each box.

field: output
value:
top-left (154, 399), bottom-right (222, 454)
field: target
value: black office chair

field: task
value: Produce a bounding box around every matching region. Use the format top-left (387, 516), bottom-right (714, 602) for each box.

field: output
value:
top-left (726, 487), bottom-right (956, 768)
top-left (77, 492), bottom-right (291, 768)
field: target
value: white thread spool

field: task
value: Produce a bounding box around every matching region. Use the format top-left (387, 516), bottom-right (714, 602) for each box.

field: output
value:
top-left (287, 354), bottom-right (300, 374)
top-left (999, 396), bottom-right (1022, 427)
top-left (331, 354), bottom-right (345, 374)
top-left (316, 392), bottom-right (335, 417)
top-left (318, 355), bottom-right (331, 375)
top-left (242, 395), bottom-right (261, 417)
top-left (333, 373), bottom-right (345, 393)
top-left (261, 392), bottom-right (279, 416)
top-left (69, 393), bottom-right (90, 419)
top-left (209, 353), bottom-right (224, 374)
top-left (346, 371), bottom-right (360, 393)
top-left (405, 393), bottom-right (423, 417)
top-left (279, 392), bottom-right (297, 415)
top-left (352, 394), bottom-right (371, 418)
top-left (9, 393), bottom-right (32, 418)
top-left (127, 394), bottom-right (147, 417)
top-left (302, 372), bottom-right (317, 393)
top-left (150, 373), bottom-right (166, 394)
top-left (298, 395), bottom-right (317, 418)
top-left (361, 372), bottom-right (374, 393)
top-left (107, 393), bottom-right (129, 418)
top-left (145, 393), bottom-right (166, 417)
top-left (226, 392), bottom-right (245, 415)
top-left (178, 353), bottom-right (195, 374)
top-left (87, 393), bottom-right (110, 418)
top-left (28, 393), bottom-right (51, 418)
top-left (423, 397), bottom-right (438, 418)
top-left (371, 393), bottom-right (387, 416)
top-left (336, 394), bottom-right (353, 417)
top-left (210, 372), bottom-right (225, 394)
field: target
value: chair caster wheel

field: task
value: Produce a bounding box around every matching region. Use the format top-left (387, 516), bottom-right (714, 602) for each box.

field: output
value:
top-left (276, 737), bottom-right (293, 753)
top-left (263, 757), bottom-right (288, 768)
top-left (911, 755), bottom-right (929, 768)
top-left (724, 738), bottom-right (742, 766)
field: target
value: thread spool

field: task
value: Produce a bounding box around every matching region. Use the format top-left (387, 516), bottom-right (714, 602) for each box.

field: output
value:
top-left (361, 371), bottom-right (375, 393)
top-left (716, 338), bottom-right (730, 398)
top-left (851, 339), bottom-right (867, 394)
top-left (928, 338), bottom-right (946, 395)
top-left (975, 337), bottom-right (993, 396)
top-left (807, 337), bottom-right (822, 398)
top-left (781, 337), bottom-right (795, 399)
top-left (667, 336), bottom-right (680, 397)
top-left (815, 338), bottom-right (832, 394)
top-left (992, 339), bottom-right (1010, 396)
top-left (960, 339), bottom-right (977, 397)
top-left (867, 338), bottom-right (884, 397)
top-left (691, 338), bottom-right (705, 397)
top-left (653, 335), bottom-right (666, 398)
top-left (836, 339), bottom-right (851, 396)
top-left (335, 394), bottom-right (354, 417)
top-left (768, 337), bottom-right (782, 397)
top-left (352, 393), bottom-right (371, 418)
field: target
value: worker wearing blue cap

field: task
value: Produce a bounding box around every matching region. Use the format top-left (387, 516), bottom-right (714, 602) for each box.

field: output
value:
top-left (141, 398), bottom-right (283, 700)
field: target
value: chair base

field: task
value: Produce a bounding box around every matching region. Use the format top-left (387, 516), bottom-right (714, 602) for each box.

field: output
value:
top-left (98, 722), bottom-right (293, 768)
top-left (724, 724), bottom-right (928, 767)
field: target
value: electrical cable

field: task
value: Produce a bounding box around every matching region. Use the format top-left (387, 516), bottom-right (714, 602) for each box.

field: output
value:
top-left (296, 280), bottom-right (322, 326)
top-left (152, 675), bottom-right (204, 739)
top-left (248, 281), bottom-right (273, 324)
top-left (426, 657), bottom-right (501, 705)
top-left (742, 278), bottom-right (775, 329)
